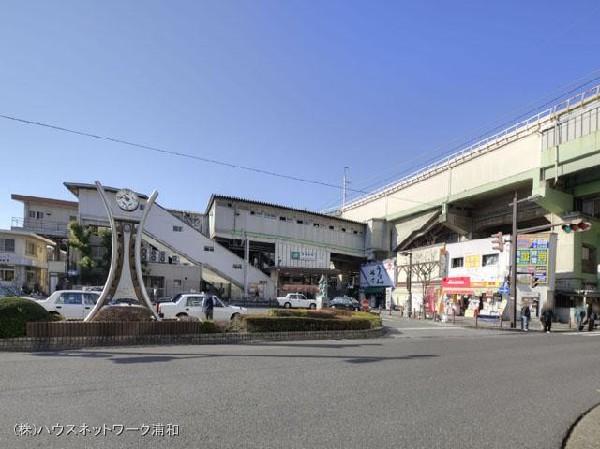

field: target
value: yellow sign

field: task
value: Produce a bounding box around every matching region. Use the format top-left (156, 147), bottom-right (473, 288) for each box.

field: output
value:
top-left (465, 254), bottom-right (481, 269)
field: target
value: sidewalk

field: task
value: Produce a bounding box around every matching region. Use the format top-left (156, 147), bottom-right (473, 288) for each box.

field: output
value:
top-left (384, 312), bottom-right (582, 333)
top-left (564, 404), bottom-right (600, 449)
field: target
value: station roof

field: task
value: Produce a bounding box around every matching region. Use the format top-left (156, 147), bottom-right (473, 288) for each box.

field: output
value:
top-left (205, 194), bottom-right (364, 225)
top-left (11, 194), bottom-right (78, 209)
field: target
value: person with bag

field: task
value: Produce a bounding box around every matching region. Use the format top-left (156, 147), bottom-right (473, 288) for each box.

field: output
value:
top-left (521, 303), bottom-right (531, 331)
top-left (541, 308), bottom-right (554, 333)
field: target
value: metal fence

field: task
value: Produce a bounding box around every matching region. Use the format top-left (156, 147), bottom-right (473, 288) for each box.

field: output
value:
top-left (542, 102), bottom-right (600, 149)
top-left (26, 321), bottom-right (206, 338)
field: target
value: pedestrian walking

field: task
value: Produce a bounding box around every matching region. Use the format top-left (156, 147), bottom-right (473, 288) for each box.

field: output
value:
top-left (521, 303), bottom-right (531, 331)
top-left (588, 311), bottom-right (596, 332)
top-left (541, 308), bottom-right (554, 333)
top-left (577, 309), bottom-right (586, 332)
top-left (202, 294), bottom-right (214, 321)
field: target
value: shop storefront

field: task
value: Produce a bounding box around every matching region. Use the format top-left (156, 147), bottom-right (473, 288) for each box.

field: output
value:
top-left (440, 276), bottom-right (506, 318)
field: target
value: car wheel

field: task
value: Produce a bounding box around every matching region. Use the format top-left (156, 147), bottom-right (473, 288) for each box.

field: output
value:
top-left (309, 303), bottom-right (316, 310)
top-left (284, 302), bottom-right (291, 309)
top-left (231, 312), bottom-right (241, 322)
top-left (176, 313), bottom-right (188, 320)
top-left (49, 311), bottom-right (63, 321)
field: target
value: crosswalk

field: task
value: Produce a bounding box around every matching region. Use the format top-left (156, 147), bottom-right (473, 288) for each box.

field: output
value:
top-left (562, 331), bottom-right (600, 336)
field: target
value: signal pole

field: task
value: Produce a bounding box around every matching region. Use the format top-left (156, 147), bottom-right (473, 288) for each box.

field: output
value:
top-left (510, 191), bottom-right (518, 328)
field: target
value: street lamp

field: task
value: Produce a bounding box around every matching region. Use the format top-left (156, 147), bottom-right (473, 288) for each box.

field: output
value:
top-left (401, 251), bottom-right (413, 318)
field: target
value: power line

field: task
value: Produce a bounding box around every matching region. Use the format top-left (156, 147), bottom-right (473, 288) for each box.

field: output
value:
top-left (350, 70), bottom-right (600, 195)
top-left (0, 112), bottom-right (438, 208)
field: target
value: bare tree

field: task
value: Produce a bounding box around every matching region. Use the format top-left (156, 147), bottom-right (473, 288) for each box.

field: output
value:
top-left (411, 252), bottom-right (440, 319)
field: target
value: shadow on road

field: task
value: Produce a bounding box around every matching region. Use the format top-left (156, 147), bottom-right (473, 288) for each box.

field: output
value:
top-left (33, 349), bottom-right (438, 365)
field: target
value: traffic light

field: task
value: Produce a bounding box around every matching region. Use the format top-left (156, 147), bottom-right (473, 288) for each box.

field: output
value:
top-left (561, 219), bottom-right (592, 233)
top-left (491, 232), bottom-right (504, 252)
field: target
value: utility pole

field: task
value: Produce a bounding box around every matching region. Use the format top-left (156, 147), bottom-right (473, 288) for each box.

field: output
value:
top-left (510, 191), bottom-right (518, 328)
top-left (401, 251), bottom-right (413, 318)
top-left (342, 166), bottom-right (349, 209)
top-left (243, 232), bottom-right (249, 299)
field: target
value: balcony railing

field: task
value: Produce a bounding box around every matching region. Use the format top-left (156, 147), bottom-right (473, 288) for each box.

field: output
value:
top-left (11, 217), bottom-right (69, 237)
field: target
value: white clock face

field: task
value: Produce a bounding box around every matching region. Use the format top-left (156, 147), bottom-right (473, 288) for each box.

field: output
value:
top-left (115, 189), bottom-right (139, 211)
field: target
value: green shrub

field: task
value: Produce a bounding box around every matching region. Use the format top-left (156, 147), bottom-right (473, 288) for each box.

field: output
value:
top-left (242, 316), bottom-right (373, 333)
top-left (268, 309), bottom-right (337, 319)
top-left (351, 311), bottom-right (382, 328)
top-left (91, 305), bottom-right (155, 322)
top-left (0, 297), bottom-right (50, 338)
top-left (199, 320), bottom-right (220, 333)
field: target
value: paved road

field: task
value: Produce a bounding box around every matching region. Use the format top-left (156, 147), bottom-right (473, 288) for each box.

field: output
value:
top-left (1, 318), bottom-right (599, 449)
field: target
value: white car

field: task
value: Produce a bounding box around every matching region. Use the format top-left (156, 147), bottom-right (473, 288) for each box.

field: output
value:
top-left (36, 290), bottom-right (100, 320)
top-left (276, 293), bottom-right (317, 309)
top-left (158, 294), bottom-right (247, 321)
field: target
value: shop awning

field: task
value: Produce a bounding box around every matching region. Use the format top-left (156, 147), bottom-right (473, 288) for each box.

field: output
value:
top-left (393, 209), bottom-right (441, 251)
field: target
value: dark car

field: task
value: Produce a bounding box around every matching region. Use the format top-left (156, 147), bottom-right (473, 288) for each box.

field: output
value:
top-left (109, 297), bottom-right (140, 306)
top-left (329, 296), bottom-right (360, 311)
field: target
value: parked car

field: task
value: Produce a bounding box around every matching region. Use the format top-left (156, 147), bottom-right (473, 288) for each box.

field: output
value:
top-left (158, 294), bottom-right (247, 321)
top-left (109, 297), bottom-right (140, 306)
top-left (276, 293), bottom-right (317, 309)
top-left (329, 296), bottom-right (360, 311)
top-left (36, 290), bottom-right (100, 320)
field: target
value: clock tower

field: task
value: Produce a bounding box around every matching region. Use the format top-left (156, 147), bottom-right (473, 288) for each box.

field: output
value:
top-left (84, 181), bottom-right (159, 321)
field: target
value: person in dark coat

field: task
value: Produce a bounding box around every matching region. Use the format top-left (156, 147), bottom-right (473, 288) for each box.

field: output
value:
top-left (541, 308), bottom-right (554, 333)
top-left (521, 303), bottom-right (531, 331)
top-left (202, 295), bottom-right (214, 321)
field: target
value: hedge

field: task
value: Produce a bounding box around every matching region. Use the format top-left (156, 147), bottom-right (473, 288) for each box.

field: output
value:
top-left (243, 316), bottom-right (374, 333)
top-left (0, 297), bottom-right (50, 338)
top-left (268, 309), bottom-right (338, 319)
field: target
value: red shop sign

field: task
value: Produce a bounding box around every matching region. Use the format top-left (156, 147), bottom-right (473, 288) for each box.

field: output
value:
top-left (442, 277), bottom-right (471, 288)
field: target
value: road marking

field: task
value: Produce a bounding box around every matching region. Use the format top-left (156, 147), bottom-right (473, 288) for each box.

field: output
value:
top-left (563, 331), bottom-right (600, 335)
top-left (397, 327), bottom-right (472, 331)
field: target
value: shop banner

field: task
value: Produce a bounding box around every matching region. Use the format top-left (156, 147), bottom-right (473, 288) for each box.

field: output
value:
top-left (442, 277), bottom-right (471, 288)
top-left (360, 262), bottom-right (394, 288)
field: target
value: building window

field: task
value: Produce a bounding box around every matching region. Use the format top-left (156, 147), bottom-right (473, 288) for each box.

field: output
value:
top-left (451, 257), bottom-right (464, 268)
top-left (232, 263), bottom-right (242, 269)
top-left (0, 239), bottom-right (15, 252)
top-left (172, 225), bottom-right (183, 232)
top-left (0, 269), bottom-right (15, 281)
top-left (353, 230), bottom-right (358, 234)
top-left (25, 241), bottom-right (37, 256)
top-left (329, 225), bottom-right (334, 230)
top-left (69, 215), bottom-right (77, 222)
top-left (227, 203), bottom-right (232, 208)
top-left (341, 228), bottom-right (346, 232)
top-left (37, 211), bottom-right (43, 219)
top-left (173, 279), bottom-right (182, 288)
top-left (482, 254), bottom-right (499, 267)
top-left (582, 244), bottom-right (597, 274)
top-left (250, 211), bottom-right (255, 215)
top-left (204, 246), bottom-right (215, 252)
top-left (279, 216), bottom-right (287, 222)
top-left (297, 220), bottom-right (303, 224)
top-left (313, 223), bottom-right (320, 228)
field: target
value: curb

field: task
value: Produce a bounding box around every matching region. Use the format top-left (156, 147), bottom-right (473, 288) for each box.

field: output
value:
top-left (563, 403), bottom-right (600, 449)
top-left (0, 327), bottom-right (385, 352)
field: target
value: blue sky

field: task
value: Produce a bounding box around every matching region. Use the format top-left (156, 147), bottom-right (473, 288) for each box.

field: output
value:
top-left (2, 0), bottom-right (600, 225)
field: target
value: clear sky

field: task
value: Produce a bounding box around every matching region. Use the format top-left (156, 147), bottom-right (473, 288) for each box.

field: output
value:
top-left (2, 0), bottom-right (600, 226)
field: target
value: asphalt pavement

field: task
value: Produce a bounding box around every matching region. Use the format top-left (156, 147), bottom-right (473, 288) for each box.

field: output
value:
top-left (1, 317), bottom-right (599, 449)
